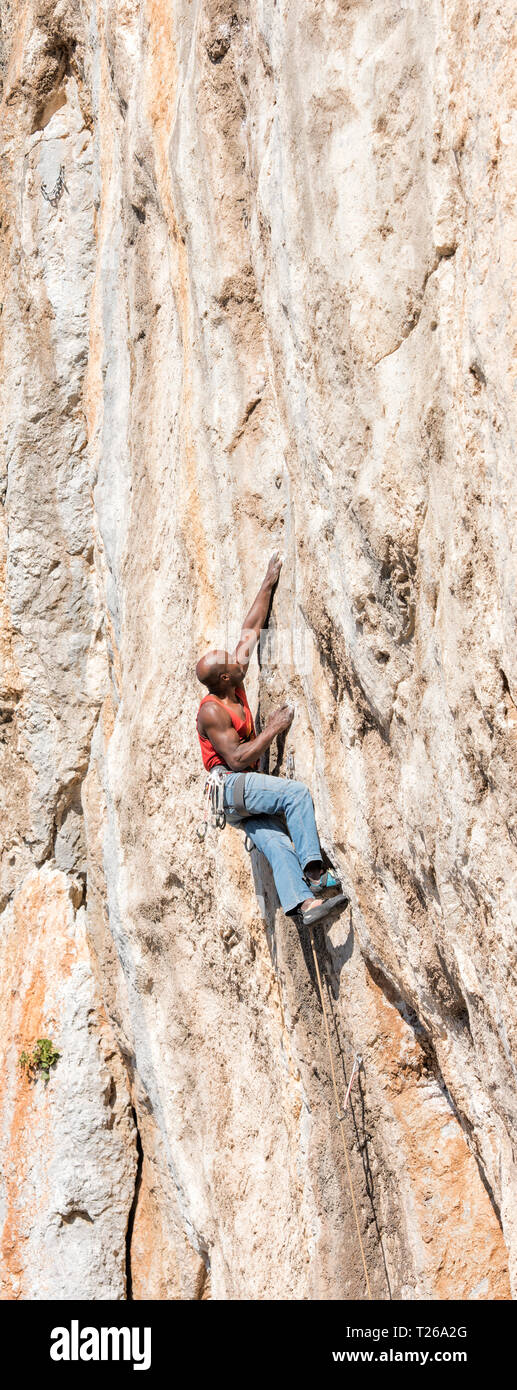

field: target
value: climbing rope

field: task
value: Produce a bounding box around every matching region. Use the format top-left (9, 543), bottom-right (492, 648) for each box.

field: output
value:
top-left (308, 924), bottom-right (373, 1300)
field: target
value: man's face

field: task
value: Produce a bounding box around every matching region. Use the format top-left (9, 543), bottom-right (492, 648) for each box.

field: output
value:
top-left (224, 653), bottom-right (246, 686)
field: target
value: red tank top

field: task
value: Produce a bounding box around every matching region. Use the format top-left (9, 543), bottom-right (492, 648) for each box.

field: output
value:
top-left (196, 685), bottom-right (259, 771)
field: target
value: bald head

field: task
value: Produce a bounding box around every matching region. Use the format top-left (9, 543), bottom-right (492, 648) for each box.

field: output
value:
top-left (196, 649), bottom-right (246, 695)
top-left (196, 649), bottom-right (227, 690)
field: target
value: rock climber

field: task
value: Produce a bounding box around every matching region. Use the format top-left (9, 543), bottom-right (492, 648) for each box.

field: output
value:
top-left (195, 552), bottom-right (347, 927)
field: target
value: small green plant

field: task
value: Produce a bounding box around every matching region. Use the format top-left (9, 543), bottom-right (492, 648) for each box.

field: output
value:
top-left (19, 1038), bottom-right (60, 1084)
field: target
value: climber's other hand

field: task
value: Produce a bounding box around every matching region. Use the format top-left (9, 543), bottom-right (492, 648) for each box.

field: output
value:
top-left (267, 703), bottom-right (294, 735)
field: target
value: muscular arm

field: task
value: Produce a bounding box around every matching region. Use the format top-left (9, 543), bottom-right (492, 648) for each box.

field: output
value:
top-left (199, 699), bottom-right (293, 772)
top-left (232, 551), bottom-right (282, 672)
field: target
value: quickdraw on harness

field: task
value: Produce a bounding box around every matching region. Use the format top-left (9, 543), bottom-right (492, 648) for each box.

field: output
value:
top-left (196, 767), bottom-right (227, 840)
top-left (196, 767), bottom-right (252, 847)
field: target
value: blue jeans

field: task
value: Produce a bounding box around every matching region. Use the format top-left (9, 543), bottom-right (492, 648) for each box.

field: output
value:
top-left (223, 772), bottom-right (322, 913)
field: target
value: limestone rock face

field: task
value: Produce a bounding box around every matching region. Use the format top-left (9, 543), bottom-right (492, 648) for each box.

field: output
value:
top-left (0, 870), bottom-right (137, 1299)
top-left (0, 0), bottom-right (515, 1299)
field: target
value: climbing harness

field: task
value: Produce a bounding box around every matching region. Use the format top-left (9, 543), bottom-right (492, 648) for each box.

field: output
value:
top-left (308, 925), bottom-right (372, 1301)
top-left (197, 767), bottom-right (252, 844)
top-left (198, 742), bottom-right (296, 843)
top-left (231, 772), bottom-right (248, 814)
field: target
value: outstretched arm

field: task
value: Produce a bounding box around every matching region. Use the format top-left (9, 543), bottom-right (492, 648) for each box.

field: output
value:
top-left (232, 551), bottom-right (282, 672)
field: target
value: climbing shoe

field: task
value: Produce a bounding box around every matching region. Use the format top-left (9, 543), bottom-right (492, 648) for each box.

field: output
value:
top-left (304, 867), bottom-right (341, 892)
top-left (298, 893), bottom-right (348, 928)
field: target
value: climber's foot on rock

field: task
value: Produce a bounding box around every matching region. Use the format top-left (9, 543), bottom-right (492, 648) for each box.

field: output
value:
top-left (304, 860), bottom-right (342, 893)
top-left (305, 869), bottom-right (341, 892)
top-left (300, 895), bottom-right (324, 914)
top-left (298, 893), bottom-right (349, 927)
